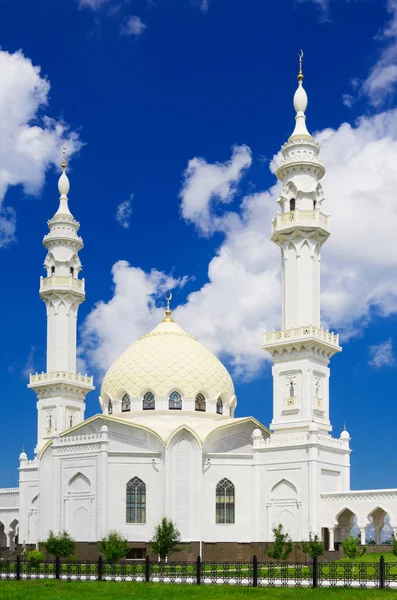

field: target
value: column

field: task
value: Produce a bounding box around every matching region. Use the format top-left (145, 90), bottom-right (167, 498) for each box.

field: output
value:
top-left (99, 426), bottom-right (109, 538)
top-left (328, 527), bottom-right (335, 551)
top-left (6, 532), bottom-right (14, 550)
top-left (375, 526), bottom-right (381, 545)
top-left (360, 527), bottom-right (366, 546)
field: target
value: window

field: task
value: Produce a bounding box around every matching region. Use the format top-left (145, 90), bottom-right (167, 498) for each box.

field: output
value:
top-left (290, 198), bottom-right (296, 211)
top-left (169, 391), bottom-right (182, 410)
top-left (216, 397), bottom-right (223, 415)
top-left (143, 391), bottom-right (155, 410)
top-left (70, 267), bottom-right (74, 276)
top-left (51, 266), bottom-right (55, 275)
top-left (195, 393), bottom-right (206, 412)
top-left (126, 477), bottom-right (146, 523)
top-left (313, 200), bottom-right (317, 210)
top-left (121, 394), bottom-right (131, 412)
top-left (108, 400), bottom-right (113, 415)
top-left (216, 478), bottom-right (235, 524)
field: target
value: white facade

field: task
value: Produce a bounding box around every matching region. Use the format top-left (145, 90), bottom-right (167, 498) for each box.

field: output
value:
top-left (1, 67), bottom-right (397, 554)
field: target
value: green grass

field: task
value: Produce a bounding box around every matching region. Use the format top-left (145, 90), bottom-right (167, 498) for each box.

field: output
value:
top-left (336, 553), bottom-right (397, 563)
top-left (1, 582), bottom-right (397, 600)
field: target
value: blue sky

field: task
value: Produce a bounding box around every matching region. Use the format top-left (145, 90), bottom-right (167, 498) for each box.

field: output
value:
top-left (0, 0), bottom-right (396, 488)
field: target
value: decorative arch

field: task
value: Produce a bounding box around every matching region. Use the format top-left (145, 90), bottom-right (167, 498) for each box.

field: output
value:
top-left (126, 477), bottom-right (146, 524)
top-left (166, 425), bottom-right (202, 448)
top-left (216, 478), bottom-right (235, 524)
top-left (271, 479), bottom-right (298, 498)
top-left (69, 472), bottom-right (91, 493)
top-left (216, 397), bottom-right (223, 415)
top-left (121, 393), bottom-right (131, 412)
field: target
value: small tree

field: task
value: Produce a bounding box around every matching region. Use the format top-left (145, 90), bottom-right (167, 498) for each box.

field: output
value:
top-left (267, 524), bottom-right (293, 561)
top-left (392, 535), bottom-right (397, 557)
top-left (99, 531), bottom-right (129, 563)
top-left (27, 549), bottom-right (45, 567)
top-left (342, 535), bottom-right (366, 560)
top-left (42, 531), bottom-right (76, 559)
top-left (150, 517), bottom-right (181, 560)
top-left (301, 533), bottom-right (324, 559)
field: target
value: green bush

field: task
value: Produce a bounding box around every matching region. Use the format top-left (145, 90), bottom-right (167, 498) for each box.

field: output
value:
top-left (301, 533), bottom-right (324, 559)
top-left (42, 530), bottom-right (76, 558)
top-left (150, 517), bottom-right (181, 560)
top-left (267, 524), bottom-right (293, 561)
top-left (99, 531), bottom-right (129, 563)
top-left (26, 549), bottom-right (45, 567)
top-left (342, 535), bottom-right (366, 560)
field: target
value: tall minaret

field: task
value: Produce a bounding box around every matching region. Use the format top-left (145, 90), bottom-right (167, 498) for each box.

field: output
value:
top-left (29, 150), bottom-right (94, 451)
top-left (262, 54), bottom-right (341, 434)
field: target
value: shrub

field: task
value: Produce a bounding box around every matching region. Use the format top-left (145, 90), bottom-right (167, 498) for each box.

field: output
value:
top-left (301, 533), bottom-right (324, 559)
top-left (150, 517), bottom-right (181, 560)
top-left (99, 531), bottom-right (129, 563)
top-left (392, 536), bottom-right (397, 557)
top-left (42, 530), bottom-right (76, 559)
top-left (342, 535), bottom-right (366, 560)
top-left (27, 549), bottom-right (45, 567)
top-left (267, 524), bottom-right (293, 561)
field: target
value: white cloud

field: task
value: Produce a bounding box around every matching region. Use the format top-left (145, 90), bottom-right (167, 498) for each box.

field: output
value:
top-left (79, 0), bottom-right (108, 8)
top-left (200, 0), bottom-right (209, 12)
top-left (179, 144), bottom-right (252, 235)
top-left (22, 346), bottom-right (36, 379)
top-left (368, 339), bottom-right (395, 368)
top-left (363, 0), bottom-right (397, 105)
top-left (79, 105), bottom-right (397, 381)
top-left (342, 94), bottom-right (355, 108)
top-left (79, 261), bottom-right (189, 372)
top-left (116, 195), bottom-right (133, 228)
top-left (121, 16), bottom-right (146, 36)
top-left (0, 50), bottom-right (80, 246)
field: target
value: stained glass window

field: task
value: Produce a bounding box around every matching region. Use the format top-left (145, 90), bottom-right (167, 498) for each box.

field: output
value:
top-left (195, 393), bottom-right (206, 412)
top-left (216, 397), bottom-right (223, 415)
top-left (169, 391), bottom-right (182, 410)
top-left (216, 478), bottom-right (235, 524)
top-left (121, 394), bottom-right (131, 412)
top-left (143, 391), bottom-right (155, 410)
top-left (126, 477), bottom-right (146, 523)
top-left (108, 400), bottom-right (113, 415)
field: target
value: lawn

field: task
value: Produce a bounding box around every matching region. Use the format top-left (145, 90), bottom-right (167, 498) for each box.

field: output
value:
top-left (1, 582), bottom-right (397, 600)
top-left (336, 553), bottom-right (397, 563)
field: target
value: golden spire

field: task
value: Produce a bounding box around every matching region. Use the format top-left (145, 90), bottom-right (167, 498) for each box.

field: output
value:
top-left (163, 292), bottom-right (174, 323)
top-left (298, 49), bottom-right (304, 83)
top-left (61, 144), bottom-right (67, 172)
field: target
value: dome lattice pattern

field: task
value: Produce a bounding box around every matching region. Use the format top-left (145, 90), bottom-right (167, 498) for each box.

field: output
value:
top-left (101, 320), bottom-right (235, 403)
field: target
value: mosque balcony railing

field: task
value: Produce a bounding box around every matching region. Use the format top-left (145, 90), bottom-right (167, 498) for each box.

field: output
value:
top-left (263, 325), bottom-right (340, 349)
top-left (272, 209), bottom-right (330, 234)
top-left (40, 275), bottom-right (85, 295)
top-left (29, 371), bottom-right (93, 387)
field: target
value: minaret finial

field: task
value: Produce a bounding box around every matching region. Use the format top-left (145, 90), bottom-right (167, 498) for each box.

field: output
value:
top-left (344, 420), bottom-right (346, 431)
top-left (163, 292), bottom-right (174, 323)
top-left (298, 50), bottom-right (304, 83)
top-left (62, 144), bottom-right (67, 172)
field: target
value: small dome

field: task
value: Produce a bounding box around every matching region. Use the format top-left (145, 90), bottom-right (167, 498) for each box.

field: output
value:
top-left (252, 428), bottom-right (262, 438)
top-left (340, 429), bottom-right (350, 440)
top-left (101, 318), bottom-right (235, 413)
top-left (19, 450), bottom-right (27, 461)
top-left (58, 170), bottom-right (70, 196)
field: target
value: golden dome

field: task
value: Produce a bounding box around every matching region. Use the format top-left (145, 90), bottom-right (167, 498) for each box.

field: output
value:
top-left (100, 318), bottom-right (236, 413)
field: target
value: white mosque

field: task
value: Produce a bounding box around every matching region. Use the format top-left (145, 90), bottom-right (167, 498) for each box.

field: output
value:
top-left (0, 61), bottom-right (396, 558)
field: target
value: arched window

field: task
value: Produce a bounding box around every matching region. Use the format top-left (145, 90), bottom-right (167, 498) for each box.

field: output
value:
top-left (126, 477), bottom-right (146, 523)
top-left (290, 198), bottom-right (296, 211)
top-left (313, 200), bottom-right (317, 210)
top-left (195, 393), bottom-right (206, 412)
top-left (216, 397), bottom-right (223, 415)
top-left (108, 400), bottom-right (113, 415)
top-left (121, 394), bottom-right (131, 412)
top-left (216, 478), bottom-right (235, 524)
top-left (51, 266), bottom-right (55, 275)
top-left (70, 267), bottom-right (74, 276)
top-left (143, 391), bottom-right (155, 410)
top-left (169, 391), bottom-right (182, 410)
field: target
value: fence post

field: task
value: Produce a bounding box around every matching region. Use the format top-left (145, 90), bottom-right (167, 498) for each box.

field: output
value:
top-left (55, 556), bottom-right (60, 580)
top-left (312, 555), bottom-right (318, 589)
top-left (196, 555), bottom-right (201, 585)
top-left (252, 555), bottom-right (258, 587)
top-left (16, 555), bottom-right (21, 581)
top-left (145, 555), bottom-right (150, 583)
top-left (98, 555), bottom-right (103, 581)
top-left (380, 555), bottom-right (385, 590)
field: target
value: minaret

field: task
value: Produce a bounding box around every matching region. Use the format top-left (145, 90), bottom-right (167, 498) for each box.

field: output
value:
top-left (262, 54), bottom-right (341, 434)
top-left (29, 150), bottom-right (94, 451)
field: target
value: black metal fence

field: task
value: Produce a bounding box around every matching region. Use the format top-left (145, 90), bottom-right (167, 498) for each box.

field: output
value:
top-left (0, 555), bottom-right (395, 588)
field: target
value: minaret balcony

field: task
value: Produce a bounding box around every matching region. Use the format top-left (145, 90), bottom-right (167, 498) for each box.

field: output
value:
top-left (262, 325), bottom-right (341, 358)
top-left (271, 209), bottom-right (330, 238)
top-left (40, 275), bottom-right (85, 296)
